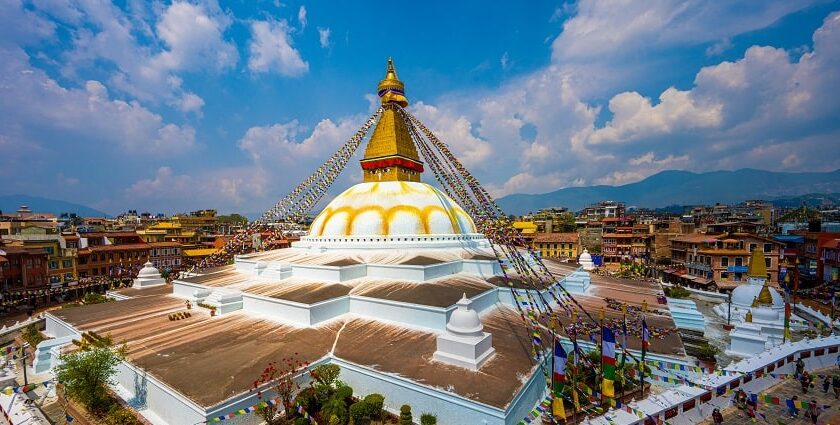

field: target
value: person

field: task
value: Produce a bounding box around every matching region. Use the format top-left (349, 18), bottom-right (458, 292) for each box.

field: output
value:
top-left (788, 395), bottom-right (800, 417)
top-left (745, 397), bottom-right (756, 420)
top-left (712, 408), bottom-right (723, 425)
top-left (833, 375), bottom-right (840, 399)
top-left (824, 375), bottom-right (832, 393)
top-left (734, 389), bottom-right (747, 410)
top-left (801, 372), bottom-right (812, 394)
top-left (805, 399), bottom-right (820, 425)
top-left (796, 358), bottom-right (806, 379)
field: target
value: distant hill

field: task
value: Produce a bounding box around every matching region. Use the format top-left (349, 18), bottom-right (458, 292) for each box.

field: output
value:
top-left (0, 194), bottom-right (110, 218)
top-left (496, 169), bottom-right (840, 215)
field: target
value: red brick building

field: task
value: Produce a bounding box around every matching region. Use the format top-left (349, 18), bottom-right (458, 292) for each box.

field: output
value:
top-left (75, 232), bottom-right (151, 278)
top-left (0, 242), bottom-right (49, 289)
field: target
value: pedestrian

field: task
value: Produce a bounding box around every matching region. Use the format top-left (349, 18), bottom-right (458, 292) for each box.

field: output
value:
top-left (796, 358), bottom-right (806, 379)
top-left (801, 373), bottom-right (812, 394)
top-left (823, 375), bottom-right (832, 393)
top-left (745, 397), bottom-right (756, 419)
top-left (833, 375), bottom-right (840, 399)
top-left (712, 408), bottom-right (723, 425)
top-left (788, 395), bottom-right (800, 417)
top-left (806, 399), bottom-right (820, 425)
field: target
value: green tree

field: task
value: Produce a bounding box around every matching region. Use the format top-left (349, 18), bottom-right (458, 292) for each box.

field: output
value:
top-left (218, 214), bottom-right (249, 224)
top-left (55, 347), bottom-right (124, 414)
top-left (420, 413), bottom-right (437, 425)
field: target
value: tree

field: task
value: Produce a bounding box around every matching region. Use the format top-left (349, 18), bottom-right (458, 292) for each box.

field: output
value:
top-left (399, 405), bottom-right (413, 425)
top-left (55, 347), bottom-right (124, 414)
top-left (252, 356), bottom-right (309, 425)
top-left (21, 323), bottom-right (45, 348)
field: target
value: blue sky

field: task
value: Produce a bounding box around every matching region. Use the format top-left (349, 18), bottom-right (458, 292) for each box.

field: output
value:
top-left (2, 0), bottom-right (840, 215)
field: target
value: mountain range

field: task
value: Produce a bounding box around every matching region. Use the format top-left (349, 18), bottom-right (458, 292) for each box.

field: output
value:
top-left (0, 194), bottom-right (109, 218)
top-left (495, 168), bottom-right (840, 215)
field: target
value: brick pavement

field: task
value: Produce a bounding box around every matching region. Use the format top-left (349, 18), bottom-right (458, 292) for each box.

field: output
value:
top-left (699, 366), bottom-right (840, 425)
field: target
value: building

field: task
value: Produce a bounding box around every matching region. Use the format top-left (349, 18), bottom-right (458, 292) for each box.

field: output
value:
top-left (75, 232), bottom-right (150, 278)
top-left (600, 217), bottom-right (651, 265)
top-left (667, 233), bottom-right (783, 290)
top-left (1, 225), bottom-right (81, 285)
top-left (579, 201), bottom-right (625, 222)
top-left (531, 232), bottom-right (579, 259)
top-left (822, 239), bottom-right (840, 283)
top-left (148, 241), bottom-right (183, 272)
top-left (0, 240), bottom-right (49, 289)
top-left (798, 231), bottom-right (840, 282)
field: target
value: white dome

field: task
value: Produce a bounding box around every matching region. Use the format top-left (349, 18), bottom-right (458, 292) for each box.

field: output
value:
top-left (731, 283), bottom-right (784, 308)
top-left (579, 249), bottom-right (592, 262)
top-left (137, 262), bottom-right (160, 278)
top-left (447, 294), bottom-right (484, 337)
top-left (308, 181), bottom-right (477, 238)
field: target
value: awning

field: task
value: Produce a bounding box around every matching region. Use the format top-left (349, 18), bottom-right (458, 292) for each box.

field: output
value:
top-left (692, 277), bottom-right (713, 285)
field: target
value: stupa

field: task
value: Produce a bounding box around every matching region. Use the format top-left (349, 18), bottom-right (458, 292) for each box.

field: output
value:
top-left (720, 249), bottom-right (807, 357)
top-left (40, 59), bottom-right (687, 425)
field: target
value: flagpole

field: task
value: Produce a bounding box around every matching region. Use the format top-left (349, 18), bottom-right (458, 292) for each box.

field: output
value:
top-left (621, 304), bottom-right (627, 403)
top-left (599, 307), bottom-right (605, 407)
top-left (641, 301), bottom-right (647, 400)
top-left (570, 310), bottom-right (579, 425)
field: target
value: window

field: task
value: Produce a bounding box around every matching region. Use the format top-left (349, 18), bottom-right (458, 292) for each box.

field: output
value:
top-left (764, 243), bottom-right (772, 253)
top-left (721, 271), bottom-right (729, 280)
top-left (749, 243), bottom-right (757, 252)
top-left (49, 275), bottom-right (60, 284)
top-left (45, 246), bottom-right (54, 255)
top-left (765, 257), bottom-right (771, 267)
top-left (48, 261), bottom-right (58, 269)
top-left (64, 273), bottom-right (73, 280)
top-left (63, 259), bottom-right (72, 268)
top-left (735, 257), bottom-right (743, 267)
top-left (721, 257), bottom-right (729, 267)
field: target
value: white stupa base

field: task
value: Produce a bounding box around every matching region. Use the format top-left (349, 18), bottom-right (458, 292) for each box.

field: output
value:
top-left (563, 270), bottom-right (591, 294)
top-left (433, 332), bottom-right (495, 371)
top-left (726, 323), bottom-right (771, 358)
top-left (134, 277), bottom-right (166, 288)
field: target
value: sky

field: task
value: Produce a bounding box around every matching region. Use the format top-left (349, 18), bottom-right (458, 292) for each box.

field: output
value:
top-left (2, 0), bottom-right (840, 216)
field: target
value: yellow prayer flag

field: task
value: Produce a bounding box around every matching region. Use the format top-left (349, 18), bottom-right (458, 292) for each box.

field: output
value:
top-left (552, 397), bottom-right (566, 419)
top-left (602, 379), bottom-right (615, 399)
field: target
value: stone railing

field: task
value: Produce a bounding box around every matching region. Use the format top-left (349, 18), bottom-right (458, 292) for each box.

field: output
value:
top-left (586, 335), bottom-right (840, 424)
top-left (0, 314), bottom-right (46, 345)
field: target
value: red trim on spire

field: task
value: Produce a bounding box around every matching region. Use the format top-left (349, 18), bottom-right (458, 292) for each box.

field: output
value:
top-left (361, 157), bottom-right (424, 172)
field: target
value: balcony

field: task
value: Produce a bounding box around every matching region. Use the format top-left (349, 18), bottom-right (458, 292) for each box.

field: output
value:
top-left (686, 261), bottom-right (712, 272)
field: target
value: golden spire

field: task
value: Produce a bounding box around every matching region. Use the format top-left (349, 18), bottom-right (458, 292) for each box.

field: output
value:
top-left (377, 57), bottom-right (408, 107)
top-left (751, 296), bottom-right (759, 308)
top-left (747, 248), bottom-right (767, 279)
top-left (361, 58), bottom-right (423, 183)
top-left (745, 310), bottom-right (753, 323)
top-left (757, 283), bottom-right (773, 305)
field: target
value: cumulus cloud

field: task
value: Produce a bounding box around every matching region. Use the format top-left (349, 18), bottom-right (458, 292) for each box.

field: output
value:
top-left (248, 19), bottom-right (309, 76)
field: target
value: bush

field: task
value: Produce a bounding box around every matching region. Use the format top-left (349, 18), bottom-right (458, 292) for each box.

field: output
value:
top-left (105, 403), bottom-right (142, 425)
top-left (294, 418), bottom-right (310, 425)
top-left (349, 401), bottom-right (368, 422)
top-left (312, 364), bottom-right (341, 388)
top-left (82, 292), bottom-right (109, 305)
top-left (664, 285), bottom-right (691, 299)
top-left (295, 387), bottom-right (319, 412)
top-left (696, 342), bottom-right (719, 361)
top-left (21, 323), bottom-right (45, 348)
top-left (321, 398), bottom-right (348, 425)
top-left (420, 413), bottom-right (437, 425)
top-left (399, 404), bottom-right (412, 425)
top-left (335, 385), bottom-right (353, 401)
top-left (364, 393), bottom-right (384, 419)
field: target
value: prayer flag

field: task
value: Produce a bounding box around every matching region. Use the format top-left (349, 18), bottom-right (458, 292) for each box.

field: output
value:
top-left (602, 326), bottom-right (617, 398)
top-left (552, 396), bottom-right (566, 419)
top-left (553, 339), bottom-right (567, 395)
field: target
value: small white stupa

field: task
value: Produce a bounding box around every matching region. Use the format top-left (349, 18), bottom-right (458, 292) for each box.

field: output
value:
top-left (433, 293), bottom-right (495, 370)
top-left (579, 249), bottom-right (595, 271)
top-left (133, 262), bottom-right (166, 288)
top-left (723, 250), bottom-right (805, 357)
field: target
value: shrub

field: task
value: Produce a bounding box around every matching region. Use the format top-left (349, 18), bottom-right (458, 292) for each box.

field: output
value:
top-left (335, 385), bottom-right (353, 401)
top-left (420, 413), bottom-right (437, 425)
top-left (105, 403), bottom-right (142, 425)
top-left (21, 323), bottom-right (45, 348)
top-left (364, 393), bottom-right (385, 419)
top-left (321, 398), bottom-right (348, 425)
top-left (349, 401), bottom-right (368, 422)
top-left (294, 418), bottom-right (310, 425)
top-left (295, 387), bottom-right (319, 412)
top-left (664, 285), bottom-right (691, 299)
top-left (399, 404), bottom-right (412, 425)
top-left (696, 342), bottom-right (719, 361)
top-left (82, 292), bottom-right (109, 305)
top-left (312, 364), bottom-right (341, 388)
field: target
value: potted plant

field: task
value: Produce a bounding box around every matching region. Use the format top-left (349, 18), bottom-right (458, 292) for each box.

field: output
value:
top-left (210, 307), bottom-right (217, 317)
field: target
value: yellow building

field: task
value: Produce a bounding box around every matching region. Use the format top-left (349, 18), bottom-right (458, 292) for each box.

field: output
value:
top-left (531, 233), bottom-right (580, 259)
top-left (144, 221), bottom-right (199, 246)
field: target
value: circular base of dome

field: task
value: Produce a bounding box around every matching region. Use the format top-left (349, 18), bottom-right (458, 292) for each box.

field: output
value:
top-left (293, 233), bottom-right (491, 251)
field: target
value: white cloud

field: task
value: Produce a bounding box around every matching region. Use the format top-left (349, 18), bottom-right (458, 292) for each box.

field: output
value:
top-left (248, 19), bottom-right (309, 76)
top-left (152, 2), bottom-right (238, 72)
top-left (0, 48), bottom-right (196, 156)
top-left (318, 27), bottom-right (331, 48)
top-left (500, 52), bottom-right (511, 70)
top-left (298, 5), bottom-right (307, 30)
top-left (172, 92), bottom-right (205, 114)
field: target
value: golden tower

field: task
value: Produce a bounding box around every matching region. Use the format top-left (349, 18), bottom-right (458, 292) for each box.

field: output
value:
top-left (747, 248), bottom-right (774, 305)
top-left (360, 58), bottom-right (424, 183)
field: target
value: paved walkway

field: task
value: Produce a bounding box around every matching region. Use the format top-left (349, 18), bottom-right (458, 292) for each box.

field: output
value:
top-left (699, 366), bottom-right (840, 425)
